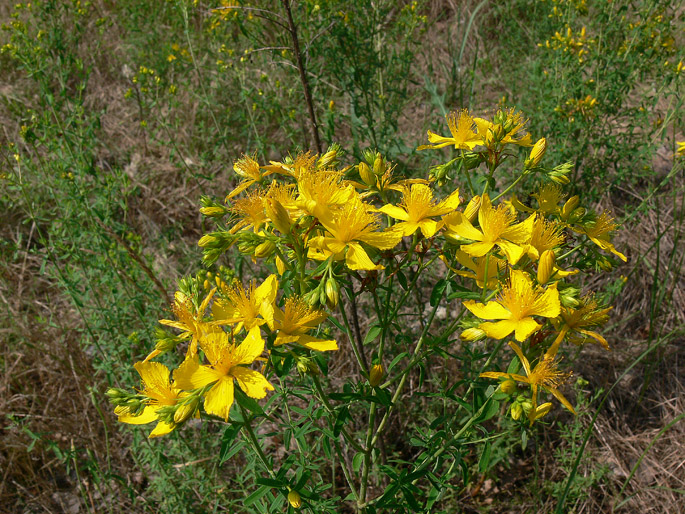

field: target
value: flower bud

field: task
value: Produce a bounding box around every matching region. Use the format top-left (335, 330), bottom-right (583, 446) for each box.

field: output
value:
top-left (200, 206), bottom-right (226, 217)
top-left (561, 195), bottom-right (580, 220)
top-left (318, 144), bottom-right (339, 168)
top-left (464, 195), bottom-right (482, 223)
top-left (537, 250), bottom-right (556, 285)
top-left (325, 278), bottom-right (340, 309)
top-left (525, 137), bottom-right (546, 168)
top-left (461, 327), bottom-right (486, 341)
top-left (198, 234), bottom-right (217, 247)
top-left (106, 387), bottom-right (127, 401)
top-left (373, 153), bottom-right (384, 176)
top-left (533, 402), bottom-right (552, 421)
top-left (265, 198), bottom-right (291, 234)
top-left (174, 397), bottom-right (199, 425)
top-left (358, 162), bottom-right (375, 187)
top-left (288, 490), bottom-right (302, 509)
top-left (510, 402), bottom-right (523, 421)
top-left (369, 364), bottom-right (384, 387)
top-left (500, 379), bottom-right (517, 395)
top-left (568, 207), bottom-right (586, 224)
top-left (254, 241), bottom-right (276, 259)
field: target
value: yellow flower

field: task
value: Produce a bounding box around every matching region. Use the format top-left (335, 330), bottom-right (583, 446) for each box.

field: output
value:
top-left (269, 296), bottom-right (338, 351)
top-left (212, 275), bottom-right (278, 333)
top-left (677, 141), bottom-right (685, 157)
top-left (464, 269), bottom-right (560, 341)
top-left (379, 184), bottom-right (460, 237)
top-left (473, 109), bottom-right (533, 147)
top-left (295, 170), bottom-right (356, 220)
top-left (158, 289), bottom-right (219, 358)
top-left (174, 327), bottom-right (273, 421)
top-left (229, 190), bottom-right (269, 234)
top-left (417, 109), bottom-right (483, 151)
top-left (443, 194), bottom-right (533, 264)
top-left (551, 295), bottom-right (612, 351)
top-left (226, 154), bottom-right (273, 200)
top-left (440, 250), bottom-right (504, 289)
top-left (117, 361), bottom-right (182, 438)
top-left (481, 341), bottom-right (575, 424)
top-left (582, 212), bottom-right (627, 262)
top-left (532, 183), bottom-right (564, 215)
top-left (526, 216), bottom-right (565, 259)
top-left (307, 198), bottom-right (403, 270)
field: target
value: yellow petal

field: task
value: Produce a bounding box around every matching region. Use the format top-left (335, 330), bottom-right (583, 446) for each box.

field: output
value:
top-left (231, 366), bottom-right (274, 399)
top-left (546, 386), bottom-right (576, 415)
top-left (443, 212), bottom-right (484, 241)
top-left (480, 319), bottom-right (518, 339)
top-left (496, 240), bottom-right (525, 264)
top-left (418, 219), bottom-right (439, 238)
top-left (345, 243), bottom-right (383, 270)
top-left (118, 405), bottom-right (159, 425)
top-left (204, 377), bottom-right (234, 421)
top-left (174, 357), bottom-right (223, 390)
top-left (508, 342), bottom-right (531, 376)
top-left (461, 241), bottom-right (494, 257)
top-left (255, 274), bottom-right (278, 305)
top-left (297, 335), bottom-right (339, 351)
top-left (532, 283), bottom-right (561, 318)
top-left (513, 317), bottom-right (542, 342)
top-left (134, 361), bottom-right (173, 399)
top-left (463, 300), bottom-right (511, 320)
top-left (232, 326), bottom-right (265, 365)
top-left (149, 421), bottom-right (175, 438)
top-left (359, 227), bottom-right (404, 250)
top-left (378, 204), bottom-right (410, 221)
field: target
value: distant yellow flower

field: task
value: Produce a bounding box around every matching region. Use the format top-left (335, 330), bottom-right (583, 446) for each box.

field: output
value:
top-left (212, 275), bottom-right (278, 333)
top-left (269, 296), bottom-right (338, 351)
top-left (464, 269), bottom-right (560, 341)
top-left (307, 198), bottom-right (403, 270)
top-left (226, 154), bottom-right (273, 200)
top-left (481, 341), bottom-right (575, 424)
top-left (677, 141), bottom-right (685, 157)
top-left (443, 194), bottom-right (533, 264)
top-left (174, 327), bottom-right (273, 421)
top-left (582, 212), bottom-right (627, 262)
top-left (526, 216), bottom-right (565, 259)
top-left (117, 361), bottom-right (182, 438)
top-left (158, 289), bottom-right (219, 358)
top-left (533, 183), bottom-right (565, 215)
top-left (379, 184), bottom-right (461, 237)
top-left (417, 109), bottom-right (483, 151)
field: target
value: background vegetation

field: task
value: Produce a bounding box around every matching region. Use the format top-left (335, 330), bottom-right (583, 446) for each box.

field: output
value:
top-left (1, 0), bottom-right (683, 512)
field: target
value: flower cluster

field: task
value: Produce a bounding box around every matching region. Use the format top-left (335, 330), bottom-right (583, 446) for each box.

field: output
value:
top-left (110, 106), bottom-right (625, 435)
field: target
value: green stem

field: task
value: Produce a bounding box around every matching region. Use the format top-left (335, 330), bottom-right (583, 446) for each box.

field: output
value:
top-left (312, 376), bottom-right (364, 453)
top-left (239, 404), bottom-right (276, 479)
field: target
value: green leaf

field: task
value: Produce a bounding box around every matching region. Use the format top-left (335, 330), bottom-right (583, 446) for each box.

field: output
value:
top-left (244, 486), bottom-right (270, 507)
top-left (333, 406), bottom-right (349, 437)
top-left (235, 387), bottom-right (264, 416)
top-left (219, 424), bottom-right (242, 465)
top-left (363, 325), bottom-right (382, 345)
top-left (256, 477), bottom-right (284, 488)
top-left (352, 452), bottom-right (364, 473)
top-left (430, 279), bottom-right (447, 307)
top-left (478, 441), bottom-right (492, 473)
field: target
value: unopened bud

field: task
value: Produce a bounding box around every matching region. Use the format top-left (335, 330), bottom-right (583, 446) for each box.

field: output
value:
top-left (106, 387), bottom-right (127, 401)
top-left (265, 198), bottom-right (291, 234)
top-left (296, 357), bottom-right (319, 376)
top-left (254, 241), bottom-right (276, 259)
top-left (174, 397), bottom-right (199, 424)
top-left (325, 278), bottom-right (339, 309)
top-left (200, 206), bottom-right (226, 217)
top-left (597, 256), bottom-right (613, 272)
top-left (461, 327), bottom-right (486, 341)
top-left (358, 162), bottom-right (375, 186)
top-left (288, 490), bottom-right (302, 509)
top-left (369, 364), bottom-right (384, 387)
top-left (526, 137), bottom-right (546, 168)
top-left (533, 402), bottom-right (553, 421)
top-left (203, 279), bottom-right (211, 290)
top-left (510, 402), bottom-right (523, 421)
top-left (198, 234), bottom-right (217, 247)
top-left (537, 250), bottom-right (556, 284)
top-left (568, 207), bottom-right (586, 223)
top-left (500, 379), bottom-right (517, 395)
top-left (464, 195), bottom-right (482, 223)
top-left (318, 144), bottom-right (339, 168)
top-left (373, 154), bottom-right (384, 176)
top-left (561, 195), bottom-right (580, 220)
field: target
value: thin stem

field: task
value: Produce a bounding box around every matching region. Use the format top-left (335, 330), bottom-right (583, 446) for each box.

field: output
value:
top-left (239, 404), bottom-right (276, 479)
top-left (281, 0), bottom-right (322, 153)
top-left (338, 292), bottom-right (368, 374)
